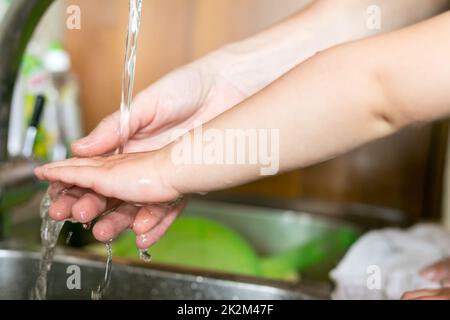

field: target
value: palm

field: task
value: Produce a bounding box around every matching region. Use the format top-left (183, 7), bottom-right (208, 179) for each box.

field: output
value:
top-left (123, 62), bottom-right (247, 153)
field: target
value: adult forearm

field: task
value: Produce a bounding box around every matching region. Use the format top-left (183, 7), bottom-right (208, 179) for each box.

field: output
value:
top-left (167, 36), bottom-right (389, 194)
top-left (213, 0), bottom-right (449, 97)
top-left (166, 10), bottom-right (450, 196)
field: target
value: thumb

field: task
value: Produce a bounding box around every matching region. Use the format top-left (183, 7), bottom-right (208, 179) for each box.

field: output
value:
top-left (72, 88), bottom-right (159, 157)
top-left (72, 112), bottom-right (121, 157)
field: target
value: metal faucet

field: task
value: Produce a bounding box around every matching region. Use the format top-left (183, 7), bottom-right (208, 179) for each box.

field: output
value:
top-left (0, 0), bottom-right (55, 239)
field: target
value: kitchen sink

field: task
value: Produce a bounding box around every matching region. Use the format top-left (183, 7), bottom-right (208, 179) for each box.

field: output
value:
top-left (0, 249), bottom-right (325, 300)
top-left (3, 195), bottom-right (407, 300)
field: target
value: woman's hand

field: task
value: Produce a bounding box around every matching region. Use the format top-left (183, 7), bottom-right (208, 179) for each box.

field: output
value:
top-left (40, 50), bottom-right (253, 248)
top-left (35, 151), bottom-right (187, 249)
top-left (402, 258), bottom-right (450, 300)
top-left (35, 32), bottom-right (291, 250)
top-left (50, 25), bottom-right (311, 247)
top-left (71, 51), bottom-right (253, 157)
top-left (421, 257), bottom-right (450, 286)
top-left (401, 288), bottom-right (450, 300)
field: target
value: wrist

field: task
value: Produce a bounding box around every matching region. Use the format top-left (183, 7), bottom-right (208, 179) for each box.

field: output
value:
top-left (204, 1), bottom-right (365, 97)
top-left (157, 142), bottom-right (193, 197)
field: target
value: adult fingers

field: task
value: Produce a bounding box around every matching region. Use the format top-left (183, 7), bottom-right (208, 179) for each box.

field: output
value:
top-left (135, 198), bottom-right (188, 249)
top-left (421, 258), bottom-right (450, 282)
top-left (92, 203), bottom-right (139, 242)
top-left (132, 205), bottom-right (167, 235)
top-left (48, 187), bottom-right (89, 221)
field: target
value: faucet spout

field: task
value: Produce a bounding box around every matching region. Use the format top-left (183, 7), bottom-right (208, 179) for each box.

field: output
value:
top-left (0, 0), bottom-right (54, 162)
top-left (0, 0), bottom-right (55, 240)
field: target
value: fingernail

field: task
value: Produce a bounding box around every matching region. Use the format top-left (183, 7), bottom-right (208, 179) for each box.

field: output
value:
top-left (132, 221), bottom-right (139, 232)
top-left (138, 234), bottom-right (150, 246)
top-left (78, 210), bottom-right (88, 223)
top-left (97, 229), bottom-right (109, 242)
top-left (54, 211), bottom-right (66, 220)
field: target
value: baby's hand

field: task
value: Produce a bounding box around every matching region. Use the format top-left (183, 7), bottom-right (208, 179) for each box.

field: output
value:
top-left (35, 152), bottom-right (179, 203)
top-left (35, 152), bottom-right (186, 249)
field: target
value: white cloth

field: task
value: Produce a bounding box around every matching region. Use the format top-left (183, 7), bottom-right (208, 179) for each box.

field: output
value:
top-left (330, 224), bottom-right (450, 300)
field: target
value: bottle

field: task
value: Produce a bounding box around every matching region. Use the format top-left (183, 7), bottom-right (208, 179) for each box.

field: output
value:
top-left (43, 42), bottom-right (84, 160)
top-left (8, 42), bottom-right (83, 161)
top-left (8, 48), bottom-right (49, 159)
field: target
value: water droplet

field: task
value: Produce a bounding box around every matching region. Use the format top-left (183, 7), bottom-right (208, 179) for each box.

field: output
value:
top-left (65, 231), bottom-right (73, 244)
top-left (138, 248), bottom-right (152, 262)
top-left (138, 178), bottom-right (152, 185)
top-left (82, 222), bottom-right (92, 230)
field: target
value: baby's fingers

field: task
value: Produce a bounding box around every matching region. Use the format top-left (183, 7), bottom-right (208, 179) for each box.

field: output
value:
top-left (35, 158), bottom-right (104, 179)
top-left (38, 166), bottom-right (117, 199)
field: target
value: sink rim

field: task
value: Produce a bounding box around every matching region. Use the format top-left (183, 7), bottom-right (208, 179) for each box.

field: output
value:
top-left (0, 249), bottom-right (330, 299)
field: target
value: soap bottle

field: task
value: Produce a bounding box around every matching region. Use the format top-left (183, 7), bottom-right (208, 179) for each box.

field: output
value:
top-left (43, 42), bottom-right (84, 160)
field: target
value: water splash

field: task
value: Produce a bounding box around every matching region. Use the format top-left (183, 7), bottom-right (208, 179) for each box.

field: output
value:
top-left (31, 193), bottom-right (65, 300)
top-left (91, 242), bottom-right (113, 300)
top-left (82, 222), bottom-right (92, 230)
top-left (138, 248), bottom-right (152, 262)
top-left (32, 0), bottom-right (144, 301)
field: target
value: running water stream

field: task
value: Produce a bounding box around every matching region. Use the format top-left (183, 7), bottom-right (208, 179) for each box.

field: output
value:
top-left (31, 193), bottom-right (65, 300)
top-left (32, 0), bottom-right (144, 300)
top-left (91, 0), bottom-right (144, 300)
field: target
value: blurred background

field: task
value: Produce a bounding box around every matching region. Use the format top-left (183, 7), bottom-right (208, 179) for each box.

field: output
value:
top-left (1, 0), bottom-right (450, 296)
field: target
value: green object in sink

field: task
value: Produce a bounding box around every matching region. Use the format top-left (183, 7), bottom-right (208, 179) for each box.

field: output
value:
top-left (89, 216), bottom-right (262, 277)
top-left (0, 185), bottom-right (36, 212)
top-left (86, 215), bottom-right (358, 281)
top-left (260, 229), bottom-right (358, 280)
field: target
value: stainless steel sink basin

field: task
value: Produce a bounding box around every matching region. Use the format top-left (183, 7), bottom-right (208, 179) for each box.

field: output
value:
top-left (0, 249), bottom-right (325, 300)
top-left (10, 197), bottom-right (363, 283)
top-left (4, 195), bottom-right (407, 300)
